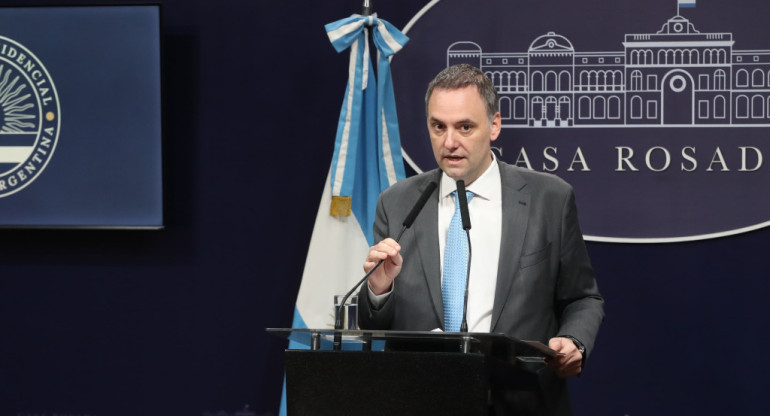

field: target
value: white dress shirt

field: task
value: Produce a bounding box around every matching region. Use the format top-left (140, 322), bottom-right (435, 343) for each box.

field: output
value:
top-left (438, 156), bottom-right (501, 332)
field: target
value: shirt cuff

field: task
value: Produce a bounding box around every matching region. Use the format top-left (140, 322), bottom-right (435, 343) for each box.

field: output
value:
top-left (367, 282), bottom-right (393, 309)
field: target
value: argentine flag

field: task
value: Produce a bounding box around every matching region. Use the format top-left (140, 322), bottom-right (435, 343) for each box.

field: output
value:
top-left (278, 14), bottom-right (408, 416)
top-left (679, 0), bottom-right (696, 8)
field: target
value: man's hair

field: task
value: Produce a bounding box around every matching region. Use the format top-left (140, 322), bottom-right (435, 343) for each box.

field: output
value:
top-left (424, 63), bottom-right (499, 122)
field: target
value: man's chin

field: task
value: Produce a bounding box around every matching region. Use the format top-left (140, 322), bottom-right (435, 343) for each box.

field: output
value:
top-left (441, 167), bottom-right (465, 182)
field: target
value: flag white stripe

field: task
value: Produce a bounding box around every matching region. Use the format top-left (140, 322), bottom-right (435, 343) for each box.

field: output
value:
top-left (326, 19), bottom-right (364, 44)
top-left (376, 20), bottom-right (405, 55)
top-left (380, 108), bottom-right (398, 186)
top-left (332, 39), bottom-right (359, 196)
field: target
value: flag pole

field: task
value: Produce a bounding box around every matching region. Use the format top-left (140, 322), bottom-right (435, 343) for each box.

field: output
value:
top-left (362, 0), bottom-right (373, 16)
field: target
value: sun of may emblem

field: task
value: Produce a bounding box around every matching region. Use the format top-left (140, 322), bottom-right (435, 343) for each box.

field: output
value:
top-left (0, 35), bottom-right (60, 198)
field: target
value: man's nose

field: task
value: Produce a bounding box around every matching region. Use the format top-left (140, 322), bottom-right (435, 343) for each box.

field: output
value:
top-left (444, 128), bottom-right (459, 148)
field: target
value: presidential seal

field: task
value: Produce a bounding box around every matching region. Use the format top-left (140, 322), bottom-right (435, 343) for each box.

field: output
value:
top-left (0, 35), bottom-right (59, 198)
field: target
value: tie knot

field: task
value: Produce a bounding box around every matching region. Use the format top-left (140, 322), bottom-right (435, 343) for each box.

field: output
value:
top-left (452, 190), bottom-right (474, 208)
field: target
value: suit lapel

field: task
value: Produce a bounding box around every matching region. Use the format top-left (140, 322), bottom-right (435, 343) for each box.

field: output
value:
top-left (413, 170), bottom-right (444, 327)
top-left (491, 163), bottom-right (530, 332)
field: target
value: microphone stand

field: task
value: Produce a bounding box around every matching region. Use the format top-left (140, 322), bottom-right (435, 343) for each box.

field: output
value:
top-left (332, 181), bottom-right (438, 350)
top-left (333, 223), bottom-right (408, 350)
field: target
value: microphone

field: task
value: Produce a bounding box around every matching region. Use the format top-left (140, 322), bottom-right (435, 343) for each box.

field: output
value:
top-left (333, 181), bottom-right (438, 350)
top-left (455, 180), bottom-right (473, 334)
top-left (402, 181), bottom-right (438, 230)
top-left (455, 180), bottom-right (471, 231)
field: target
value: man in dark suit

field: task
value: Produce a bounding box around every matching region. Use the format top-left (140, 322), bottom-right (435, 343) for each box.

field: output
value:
top-left (358, 64), bottom-right (604, 415)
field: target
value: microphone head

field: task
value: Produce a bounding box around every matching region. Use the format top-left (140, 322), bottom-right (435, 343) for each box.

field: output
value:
top-left (455, 180), bottom-right (471, 231)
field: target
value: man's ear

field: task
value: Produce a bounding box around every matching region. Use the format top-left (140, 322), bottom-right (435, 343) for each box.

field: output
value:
top-left (490, 112), bottom-right (502, 142)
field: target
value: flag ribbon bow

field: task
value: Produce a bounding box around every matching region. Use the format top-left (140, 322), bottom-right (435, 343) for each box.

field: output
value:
top-left (325, 15), bottom-right (408, 218)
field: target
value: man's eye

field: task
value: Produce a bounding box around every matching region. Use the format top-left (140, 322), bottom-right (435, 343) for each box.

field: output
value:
top-left (460, 124), bottom-right (472, 132)
top-left (433, 123), bottom-right (445, 130)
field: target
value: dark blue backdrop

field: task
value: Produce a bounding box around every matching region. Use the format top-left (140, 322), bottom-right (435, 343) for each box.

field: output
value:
top-left (0, 1), bottom-right (767, 415)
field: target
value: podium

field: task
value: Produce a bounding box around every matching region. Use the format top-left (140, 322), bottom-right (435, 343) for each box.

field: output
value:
top-left (268, 328), bottom-right (558, 416)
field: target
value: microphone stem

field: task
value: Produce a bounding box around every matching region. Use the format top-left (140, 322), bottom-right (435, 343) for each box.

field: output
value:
top-left (460, 229), bottom-right (472, 333)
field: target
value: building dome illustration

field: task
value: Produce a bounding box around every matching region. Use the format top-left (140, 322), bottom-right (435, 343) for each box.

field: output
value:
top-left (447, 41), bottom-right (482, 56)
top-left (529, 32), bottom-right (574, 53)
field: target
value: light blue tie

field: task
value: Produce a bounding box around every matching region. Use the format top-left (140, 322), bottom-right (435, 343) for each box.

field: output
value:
top-left (442, 190), bottom-right (474, 332)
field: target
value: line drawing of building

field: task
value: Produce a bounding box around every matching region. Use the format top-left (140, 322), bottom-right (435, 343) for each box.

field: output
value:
top-left (447, 13), bottom-right (770, 128)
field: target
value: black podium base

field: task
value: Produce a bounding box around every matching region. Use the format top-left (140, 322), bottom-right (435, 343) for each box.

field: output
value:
top-left (284, 350), bottom-right (489, 416)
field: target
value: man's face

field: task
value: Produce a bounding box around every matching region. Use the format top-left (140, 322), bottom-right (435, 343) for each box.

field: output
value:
top-left (427, 86), bottom-right (501, 185)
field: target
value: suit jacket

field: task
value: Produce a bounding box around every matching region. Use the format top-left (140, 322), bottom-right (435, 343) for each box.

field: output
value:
top-left (358, 161), bottom-right (604, 416)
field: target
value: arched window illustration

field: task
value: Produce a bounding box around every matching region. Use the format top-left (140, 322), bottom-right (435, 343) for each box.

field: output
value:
top-left (608, 96), bottom-right (621, 119)
top-left (559, 71), bottom-right (571, 91)
top-left (765, 97), bottom-right (770, 118)
top-left (736, 95), bottom-right (749, 118)
top-left (612, 71), bottom-right (624, 90)
top-left (510, 71), bottom-right (524, 91)
top-left (752, 95), bottom-right (765, 118)
top-left (674, 49), bottom-right (683, 65)
top-left (598, 71), bottom-right (607, 90)
top-left (531, 96), bottom-right (544, 119)
top-left (593, 96), bottom-right (606, 119)
top-left (592, 71), bottom-right (602, 91)
top-left (545, 96), bottom-right (557, 119)
top-left (690, 49), bottom-right (700, 65)
top-left (703, 49), bottom-right (713, 64)
top-left (579, 71), bottom-right (590, 91)
top-left (630, 50), bottom-right (639, 65)
top-left (714, 95), bottom-right (726, 119)
top-left (714, 70), bottom-right (726, 90)
top-left (658, 49), bottom-right (668, 65)
top-left (643, 50), bottom-right (653, 65)
top-left (488, 71), bottom-right (501, 91)
top-left (736, 69), bottom-right (749, 87)
top-left (631, 70), bottom-right (643, 91)
top-left (532, 71), bottom-right (544, 91)
top-left (753, 69), bottom-right (765, 87)
top-left (559, 96), bottom-right (570, 120)
top-left (499, 97), bottom-right (512, 119)
top-left (513, 96), bottom-right (526, 119)
top-left (630, 95), bottom-right (643, 119)
top-left (546, 71), bottom-right (558, 91)
top-left (579, 96), bottom-right (592, 119)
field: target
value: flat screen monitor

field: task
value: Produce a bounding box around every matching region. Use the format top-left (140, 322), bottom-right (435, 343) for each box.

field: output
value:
top-left (0, 5), bottom-right (163, 228)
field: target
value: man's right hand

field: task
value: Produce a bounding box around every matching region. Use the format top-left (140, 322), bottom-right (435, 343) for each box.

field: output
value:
top-left (364, 238), bottom-right (403, 295)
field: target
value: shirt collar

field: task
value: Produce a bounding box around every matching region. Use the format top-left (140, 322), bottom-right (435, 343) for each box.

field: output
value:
top-left (440, 152), bottom-right (501, 201)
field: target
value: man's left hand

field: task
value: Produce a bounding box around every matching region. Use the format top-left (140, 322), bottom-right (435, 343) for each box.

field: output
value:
top-left (545, 337), bottom-right (583, 378)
